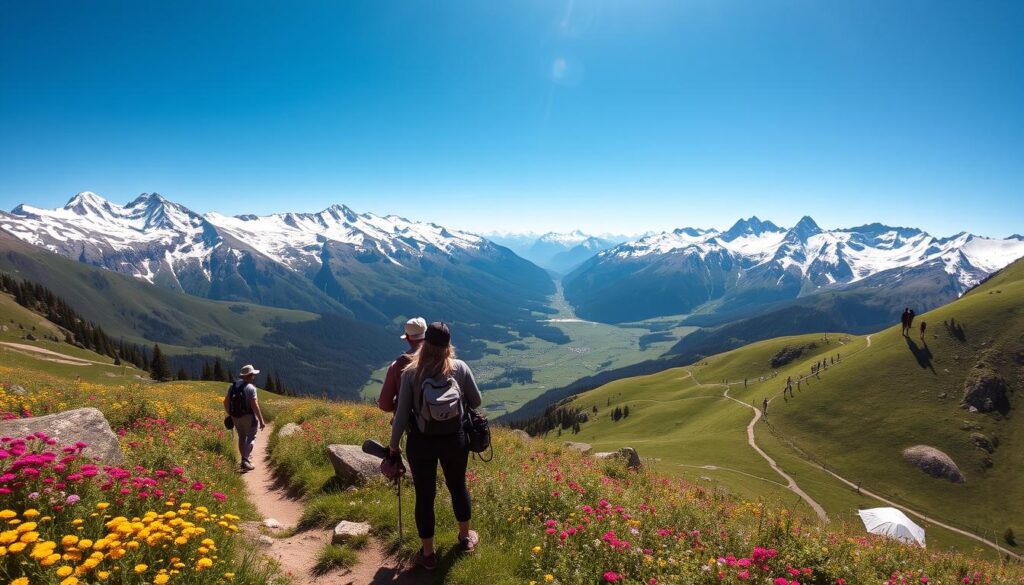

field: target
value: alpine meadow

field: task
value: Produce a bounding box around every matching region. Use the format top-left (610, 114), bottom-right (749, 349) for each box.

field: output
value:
top-left (2, 2), bottom-right (1023, 584)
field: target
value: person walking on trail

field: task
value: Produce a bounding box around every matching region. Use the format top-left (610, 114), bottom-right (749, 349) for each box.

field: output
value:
top-left (900, 308), bottom-right (910, 335)
top-left (907, 309), bottom-right (916, 333)
top-left (224, 364), bottom-right (266, 472)
top-left (762, 398), bottom-right (769, 415)
top-left (389, 322), bottom-right (483, 570)
top-left (378, 317), bottom-right (427, 412)
top-left (919, 321), bottom-right (927, 340)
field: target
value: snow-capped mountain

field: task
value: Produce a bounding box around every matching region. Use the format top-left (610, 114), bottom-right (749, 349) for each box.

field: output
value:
top-left (486, 230), bottom-right (627, 273)
top-left (564, 216), bottom-right (1024, 322)
top-left (0, 192), bottom-right (554, 327)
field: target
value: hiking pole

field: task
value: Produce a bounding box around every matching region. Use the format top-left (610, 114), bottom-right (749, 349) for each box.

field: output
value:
top-left (396, 477), bottom-right (403, 541)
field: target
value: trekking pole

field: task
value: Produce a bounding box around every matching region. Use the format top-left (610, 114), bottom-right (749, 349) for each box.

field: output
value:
top-left (396, 477), bottom-right (403, 541)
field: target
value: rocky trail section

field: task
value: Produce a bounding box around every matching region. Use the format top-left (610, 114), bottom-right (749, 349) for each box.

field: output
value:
top-left (240, 424), bottom-right (421, 584)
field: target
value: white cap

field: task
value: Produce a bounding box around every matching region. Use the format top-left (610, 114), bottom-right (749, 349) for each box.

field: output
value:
top-left (239, 364), bottom-right (260, 376)
top-left (401, 317), bottom-right (427, 340)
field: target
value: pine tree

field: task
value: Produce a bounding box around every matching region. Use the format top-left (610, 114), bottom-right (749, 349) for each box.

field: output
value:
top-left (265, 373), bottom-right (277, 393)
top-left (176, 367), bottom-right (189, 381)
top-left (201, 361), bottom-right (213, 381)
top-left (275, 373), bottom-right (284, 396)
top-left (149, 344), bottom-right (171, 382)
top-left (212, 358), bottom-right (227, 382)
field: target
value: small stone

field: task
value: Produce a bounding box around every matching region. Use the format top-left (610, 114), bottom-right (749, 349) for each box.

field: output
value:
top-left (510, 429), bottom-right (531, 441)
top-left (563, 441), bottom-right (592, 454)
top-left (263, 518), bottom-right (283, 529)
top-left (8, 384), bottom-right (27, 396)
top-left (258, 535), bottom-right (274, 545)
top-left (332, 521), bottom-right (371, 544)
top-left (277, 422), bottom-right (301, 438)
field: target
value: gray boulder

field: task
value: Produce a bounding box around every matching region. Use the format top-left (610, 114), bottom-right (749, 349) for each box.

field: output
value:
top-left (962, 371), bottom-right (1010, 414)
top-left (510, 429), bottom-right (531, 441)
top-left (594, 447), bottom-right (642, 470)
top-left (326, 444), bottom-right (383, 486)
top-left (277, 422), bottom-right (302, 438)
top-left (8, 384), bottom-right (27, 396)
top-left (332, 520), bottom-right (371, 544)
top-left (902, 445), bottom-right (965, 483)
top-left (564, 441), bottom-right (592, 454)
top-left (0, 408), bottom-right (122, 463)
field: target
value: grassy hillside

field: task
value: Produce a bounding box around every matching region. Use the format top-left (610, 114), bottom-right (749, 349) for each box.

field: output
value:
top-left (527, 258), bottom-right (1024, 561)
top-left (3, 330), bottom-right (1022, 584)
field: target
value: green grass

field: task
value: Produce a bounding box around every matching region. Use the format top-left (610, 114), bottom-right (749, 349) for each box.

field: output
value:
top-left (535, 259), bottom-right (1024, 558)
top-left (313, 544), bottom-right (360, 574)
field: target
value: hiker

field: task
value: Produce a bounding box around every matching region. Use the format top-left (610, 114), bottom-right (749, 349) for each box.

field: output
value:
top-left (762, 398), bottom-right (768, 414)
top-left (389, 322), bottom-right (483, 569)
top-left (224, 364), bottom-right (266, 472)
top-left (900, 308), bottom-right (910, 335)
top-left (378, 317), bottom-right (427, 412)
top-left (908, 309), bottom-right (916, 331)
top-left (920, 321), bottom-right (927, 340)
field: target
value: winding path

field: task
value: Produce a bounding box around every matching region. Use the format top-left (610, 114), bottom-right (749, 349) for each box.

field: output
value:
top-left (240, 425), bottom-right (421, 584)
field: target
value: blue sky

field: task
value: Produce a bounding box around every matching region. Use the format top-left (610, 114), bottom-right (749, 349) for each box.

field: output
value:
top-left (1, 1), bottom-right (1022, 237)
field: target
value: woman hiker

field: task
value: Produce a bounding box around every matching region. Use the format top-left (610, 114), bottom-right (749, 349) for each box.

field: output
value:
top-left (389, 321), bottom-right (483, 569)
top-left (223, 364), bottom-right (267, 472)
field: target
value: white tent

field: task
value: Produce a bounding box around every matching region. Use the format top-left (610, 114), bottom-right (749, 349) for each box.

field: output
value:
top-left (857, 507), bottom-right (926, 546)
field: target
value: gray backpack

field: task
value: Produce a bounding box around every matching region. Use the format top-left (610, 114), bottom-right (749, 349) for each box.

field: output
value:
top-left (414, 374), bottom-right (464, 435)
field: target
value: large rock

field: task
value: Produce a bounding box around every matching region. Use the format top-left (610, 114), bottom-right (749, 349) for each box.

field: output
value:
top-left (962, 371), bottom-right (1010, 414)
top-left (510, 429), bottom-right (531, 441)
top-left (0, 408), bottom-right (122, 463)
top-left (564, 441), bottom-right (592, 454)
top-left (902, 445), bottom-right (964, 483)
top-left (594, 447), bottom-right (641, 470)
top-left (277, 422), bottom-right (302, 438)
top-left (332, 520), bottom-right (371, 544)
top-left (326, 444), bottom-right (383, 486)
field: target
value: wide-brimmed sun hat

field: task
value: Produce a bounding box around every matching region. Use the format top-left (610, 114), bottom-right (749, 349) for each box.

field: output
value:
top-left (401, 317), bottom-right (427, 340)
top-left (239, 364), bottom-right (260, 376)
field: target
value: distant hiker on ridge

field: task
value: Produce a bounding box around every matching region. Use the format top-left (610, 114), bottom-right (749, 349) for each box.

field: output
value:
top-left (224, 364), bottom-right (266, 472)
top-left (378, 317), bottom-right (427, 412)
top-left (907, 309), bottom-right (916, 332)
top-left (762, 398), bottom-right (769, 414)
top-left (389, 322), bottom-right (483, 569)
top-left (920, 321), bottom-right (927, 341)
top-left (901, 308), bottom-right (911, 335)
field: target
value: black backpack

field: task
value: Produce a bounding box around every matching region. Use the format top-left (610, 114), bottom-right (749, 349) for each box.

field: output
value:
top-left (227, 381), bottom-right (252, 417)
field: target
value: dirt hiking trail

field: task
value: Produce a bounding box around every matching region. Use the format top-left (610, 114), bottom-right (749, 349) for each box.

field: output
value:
top-left (241, 424), bottom-right (421, 584)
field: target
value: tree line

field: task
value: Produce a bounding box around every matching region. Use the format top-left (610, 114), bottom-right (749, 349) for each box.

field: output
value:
top-left (1, 273), bottom-right (291, 393)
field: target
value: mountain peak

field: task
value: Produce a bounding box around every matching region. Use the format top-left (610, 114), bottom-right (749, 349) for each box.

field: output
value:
top-left (63, 191), bottom-right (113, 215)
top-left (720, 216), bottom-right (781, 241)
top-left (126, 192), bottom-right (171, 209)
top-left (789, 216), bottom-right (822, 240)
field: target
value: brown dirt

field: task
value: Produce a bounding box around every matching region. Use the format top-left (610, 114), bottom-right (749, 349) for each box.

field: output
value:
top-left (240, 424), bottom-right (419, 585)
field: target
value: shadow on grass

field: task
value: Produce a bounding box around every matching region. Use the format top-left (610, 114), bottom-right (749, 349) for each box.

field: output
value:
top-left (905, 337), bottom-right (936, 374)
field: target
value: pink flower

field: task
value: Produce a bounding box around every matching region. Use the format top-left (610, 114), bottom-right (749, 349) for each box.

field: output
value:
top-left (212, 492), bottom-right (227, 501)
top-left (603, 572), bottom-right (621, 583)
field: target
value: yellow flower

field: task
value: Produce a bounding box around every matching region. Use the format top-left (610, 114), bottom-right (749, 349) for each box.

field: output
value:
top-left (96, 503), bottom-right (109, 510)
top-left (61, 535), bottom-right (78, 547)
top-left (60, 577), bottom-right (79, 585)
top-left (12, 578), bottom-right (29, 585)
top-left (545, 575), bottom-right (554, 583)
top-left (532, 545), bottom-right (542, 554)
top-left (196, 557), bottom-right (213, 570)
top-left (0, 510), bottom-right (16, 520)
top-left (223, 573), bottom-right (235, 579)
top-left (97, 571), bottom-right (110, 580)
top-left (8, 541), bottom-right (26, 553)
top-left (154, 576), bottom-right (170, 585)
top-left (23, 509), bottom-right (40, 519)
top-left (135, 563), bottom-right (149, 573)
top-left (57, 566), bottom-right (74, 577)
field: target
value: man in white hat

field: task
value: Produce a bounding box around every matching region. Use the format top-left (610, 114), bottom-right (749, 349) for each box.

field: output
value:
top-left (223, 364), bottom-right (267, 472)
top-left (377, 317), bottom-right (427, 412)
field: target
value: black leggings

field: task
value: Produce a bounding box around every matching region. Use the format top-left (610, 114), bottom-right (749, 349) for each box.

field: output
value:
top-left (406, 430), bottom-right (471, 539)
